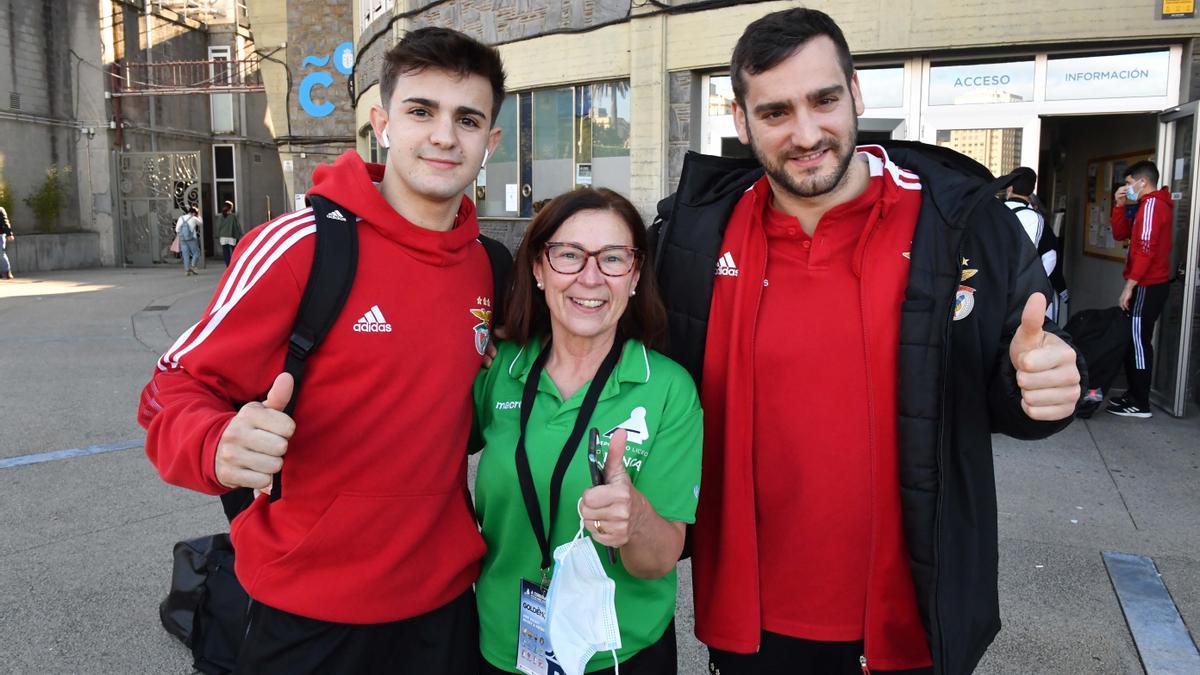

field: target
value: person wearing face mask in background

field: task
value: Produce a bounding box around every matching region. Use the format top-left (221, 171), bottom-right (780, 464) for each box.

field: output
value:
top-left (1108, 160), bottom-right (1174, 418)
top-left (471, 188), bottom-right (702, 675)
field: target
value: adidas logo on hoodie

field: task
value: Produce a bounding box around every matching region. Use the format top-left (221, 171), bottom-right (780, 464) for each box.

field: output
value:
top-left (353, 305), bottom-right (393, 333)
top-left (715, 251), bottom-right (739, 277)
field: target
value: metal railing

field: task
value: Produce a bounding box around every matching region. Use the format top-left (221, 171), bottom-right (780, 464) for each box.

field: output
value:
top-left (112, 58), bottom-right (264, 96)
top-left (152, 0), bottom-right (249, 25)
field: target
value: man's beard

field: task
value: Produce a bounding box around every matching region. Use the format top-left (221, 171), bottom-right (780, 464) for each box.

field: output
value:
top-left (747, 120), bottom-right (858, 199)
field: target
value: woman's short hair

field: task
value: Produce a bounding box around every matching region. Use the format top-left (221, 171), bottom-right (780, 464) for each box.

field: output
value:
top-left (503, 188), bottom-right (667, 350)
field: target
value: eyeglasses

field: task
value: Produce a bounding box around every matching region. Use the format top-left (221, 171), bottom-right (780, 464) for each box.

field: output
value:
top-left (543, 242), bottom-right (642, 277)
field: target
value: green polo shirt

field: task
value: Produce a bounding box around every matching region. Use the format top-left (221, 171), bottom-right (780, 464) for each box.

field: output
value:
top-left (472, 337), bottom-right (702, 673)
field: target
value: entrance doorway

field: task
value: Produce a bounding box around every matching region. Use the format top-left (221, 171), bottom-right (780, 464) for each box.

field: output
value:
top-left (1036, 114), bottom-right (1158, 316)
top-left (1038, 110), bottom-right (1200, 416)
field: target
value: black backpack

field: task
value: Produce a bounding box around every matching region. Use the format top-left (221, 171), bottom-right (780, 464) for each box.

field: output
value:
top-left (160, 195), bottom-right (514, 672)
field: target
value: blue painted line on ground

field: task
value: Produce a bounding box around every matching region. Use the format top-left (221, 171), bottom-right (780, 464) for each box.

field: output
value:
top-left (0, 439), bottom-right (144, 469)
top-left (1103, 550), bottom-right (1200, 674)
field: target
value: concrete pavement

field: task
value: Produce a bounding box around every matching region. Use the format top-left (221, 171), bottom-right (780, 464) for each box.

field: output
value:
top-left (1, 266), bottom-right (1197, 674)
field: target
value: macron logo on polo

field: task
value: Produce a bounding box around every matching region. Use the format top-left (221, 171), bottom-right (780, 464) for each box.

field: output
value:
top-left (353, 305), bottom-right (393, 333)
top-left (715, 251), bottom-right (739, 277)
top-left (326, 209), bottom-right (347, 222)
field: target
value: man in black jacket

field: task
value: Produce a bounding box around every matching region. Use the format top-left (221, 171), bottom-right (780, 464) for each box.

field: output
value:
top-left (653, 9), bottom-right (1084, 675)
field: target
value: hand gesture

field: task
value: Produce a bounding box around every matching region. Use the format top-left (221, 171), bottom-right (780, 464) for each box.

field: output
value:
top-left (1114, 186), bottom-right (1128, 208)
top-left (1009, 294), bottom-right (1081, 421)
top-left (581, 429), bottom-right (639, 547)
top-left (215, 373), bottom-right (295, 491)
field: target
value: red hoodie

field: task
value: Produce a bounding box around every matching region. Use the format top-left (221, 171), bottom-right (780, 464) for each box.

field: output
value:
top-left (138, 151), bottom-right (492, 623)
top-left (1111, 186), bottom-right (1173, 285)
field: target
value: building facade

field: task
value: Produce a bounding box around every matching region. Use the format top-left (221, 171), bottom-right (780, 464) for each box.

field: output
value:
top-left (0, 0), bottom-right (288, 269)
top-left (350, 0), bottom-right (1200, 415)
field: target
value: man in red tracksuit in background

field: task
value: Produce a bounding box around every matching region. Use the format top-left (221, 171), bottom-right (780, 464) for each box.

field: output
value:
top-left (1108, 160), bottom-right (1174, 418)
top-left (137, 28), bottom-right (506, 672)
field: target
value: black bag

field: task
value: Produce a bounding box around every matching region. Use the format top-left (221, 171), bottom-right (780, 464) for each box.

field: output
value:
top-left (160, 534), bottom-right (249, 675)
top-left (160, 196), bottom-right (514, 668)
top-left (1065, 307), bottom-right (1130, 417)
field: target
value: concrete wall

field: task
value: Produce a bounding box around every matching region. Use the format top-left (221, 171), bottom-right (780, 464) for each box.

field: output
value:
top-left (5, 233), bottom-right (101, 273)
top-left (0, 0), bottom-right (93, 235)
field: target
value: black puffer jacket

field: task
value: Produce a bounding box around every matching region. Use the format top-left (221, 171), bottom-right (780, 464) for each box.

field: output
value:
top-left (652, 142), bottom-right (1085, 675)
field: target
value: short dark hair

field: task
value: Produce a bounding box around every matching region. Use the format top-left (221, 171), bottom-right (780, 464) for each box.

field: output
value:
top-left (1010, 167), bottom-right (1037, 196)
top-left (1124, 160), bottom-right (1159, 186)
top-left (379, 27), bottom-right (507, 125)
top-left (730, 8), bottom-right (854, 107)
top-left (504, 188), bottom-right (667, 350)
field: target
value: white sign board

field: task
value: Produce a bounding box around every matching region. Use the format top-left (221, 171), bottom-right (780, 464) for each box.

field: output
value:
top-left (1045, 51), bottom-right (1170, 101)
top-left (505, 184), bottom-right (519, 213)
top-left (929, 61), bottom-right (1035, 105)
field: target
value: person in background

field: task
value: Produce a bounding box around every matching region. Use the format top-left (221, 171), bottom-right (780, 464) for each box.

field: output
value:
top-left (0, 205), bottom-right (14, 279)
top-left (175, 206), bottom-right (202, 276)
top-left (1003, 167), bottom-right (1069, 324)
top-left (1107, 160), bottom-right (1174, 419)
top-left (215, 200), bottom-right (243, 266)
top-left (473, 188), bottom-right (701, 675)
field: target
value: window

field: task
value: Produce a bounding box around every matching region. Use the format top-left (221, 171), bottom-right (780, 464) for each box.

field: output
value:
top-left (928, 60), bottom-right (1035, 105)
top-left (362, 126), bottom-right (387, 164)
top-left (213, 144), bottom-right (237, 217)
top-left (532, 88), bottom-right (575, 202)
top-left (473, 79), bottom-right (632, 218)
top-left (209, 46), bottom-right (234, 133)
top-left (475, 97), bottom-right (518, 217)
top-left (700, 75), bottom-right (750, 158)
top-left (935, 128), bottom-right (1023, 177)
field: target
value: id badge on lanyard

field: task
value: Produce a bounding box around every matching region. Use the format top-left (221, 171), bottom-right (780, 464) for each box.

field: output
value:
top-left (516, 579), bottom-right (566, 675)
top-left (513, 338), bottom-right (622, 675)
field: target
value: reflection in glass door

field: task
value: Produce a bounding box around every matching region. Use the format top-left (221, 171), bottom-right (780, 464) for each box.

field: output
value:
top-left (935, 127), bottom-right (1024, 177)
top-left (1150, 102), bottom-right (1200, 416)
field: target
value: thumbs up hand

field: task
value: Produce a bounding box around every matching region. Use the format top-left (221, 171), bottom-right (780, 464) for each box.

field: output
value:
top-left (1009, 294), bottom-right (1081, 421)
top-left (215, 373), bottom-right (296, 491)
top-left (581, 429), bottom-right (642, 547)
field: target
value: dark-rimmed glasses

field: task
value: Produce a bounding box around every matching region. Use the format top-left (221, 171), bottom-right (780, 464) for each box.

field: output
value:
top-left (543, 242), bottom-right (642, 277)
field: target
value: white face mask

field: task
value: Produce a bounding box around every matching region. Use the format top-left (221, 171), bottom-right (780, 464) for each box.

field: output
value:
top-left (379, 124), bottom-right (390, 149)
top-left (544, 504), bottom-right (622, 675)
top-left (481, 147), bottom-right (490, 168)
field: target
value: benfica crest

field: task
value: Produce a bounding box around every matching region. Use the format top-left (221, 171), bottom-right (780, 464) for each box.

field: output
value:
top-left (470, 297), bottom-right (493, 356)
top-left (953, 285), bottom-right (976, 321)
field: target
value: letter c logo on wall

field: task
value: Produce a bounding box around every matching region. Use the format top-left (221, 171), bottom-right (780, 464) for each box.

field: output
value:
top-left (299, 41), bottom-right (355, 118)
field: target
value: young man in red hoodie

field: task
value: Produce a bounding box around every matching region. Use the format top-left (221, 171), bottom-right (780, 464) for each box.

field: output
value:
top-left (138, 28), bottom-right (505, 672)
top-left (1107, 160), bottom-right (1174, 418)
top-left (653, 8), bottom-right (1084, 674)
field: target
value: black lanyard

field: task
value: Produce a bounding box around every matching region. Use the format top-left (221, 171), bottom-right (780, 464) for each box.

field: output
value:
top-left (514, 337), bottom-right (623, 571)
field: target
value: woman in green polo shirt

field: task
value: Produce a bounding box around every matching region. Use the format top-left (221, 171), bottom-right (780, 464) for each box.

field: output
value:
top-left (473, 188), bottom-right (702, 674)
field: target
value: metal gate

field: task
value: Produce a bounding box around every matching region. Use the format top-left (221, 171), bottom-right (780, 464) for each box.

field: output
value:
top-left (118, 151), bottom-right (202, 266)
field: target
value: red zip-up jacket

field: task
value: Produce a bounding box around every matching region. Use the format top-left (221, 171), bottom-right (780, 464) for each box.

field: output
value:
top-left (1111, 186), bottom-right (1173, 285)
top-left (138, 151), bottom-right (492, 623)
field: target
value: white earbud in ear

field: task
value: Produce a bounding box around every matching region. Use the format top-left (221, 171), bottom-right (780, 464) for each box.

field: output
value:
top-left (379, 125), bottom-right (390, 149)
top-left (481, 148), bottom-right (490, 169)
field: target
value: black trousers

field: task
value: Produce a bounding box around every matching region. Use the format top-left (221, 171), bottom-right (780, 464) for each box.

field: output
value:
top-left (708, 632), bottom-right (932, 675)
top-left (223, 243), bottom-right (235, 267)
top-left (235, 589), bottom-right (478, 674)
top-left (480, 619), bottom-right (677, 675)
top-left (1124, 282), bottom-right (1170, 407)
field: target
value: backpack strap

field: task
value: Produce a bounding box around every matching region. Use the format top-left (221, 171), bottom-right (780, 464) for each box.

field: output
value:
top-left (479, 235), bottom-right (513, 329)
top-left (269, 195), bottom-right (359, 502)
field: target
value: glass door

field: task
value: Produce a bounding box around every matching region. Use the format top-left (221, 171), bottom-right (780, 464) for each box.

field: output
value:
top-left (1150, 101), bottom-right (1200, 417)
